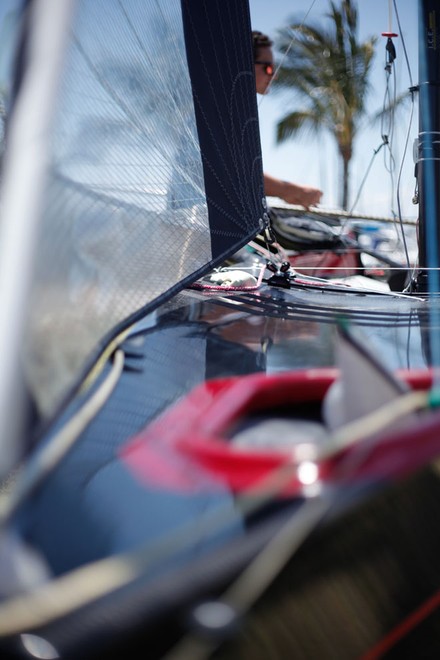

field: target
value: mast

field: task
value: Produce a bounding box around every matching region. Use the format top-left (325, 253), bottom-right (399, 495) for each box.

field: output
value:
top-left (416, 0), bottom-right (440, 293)
top-left (0, 0), bottom-right (74, 478)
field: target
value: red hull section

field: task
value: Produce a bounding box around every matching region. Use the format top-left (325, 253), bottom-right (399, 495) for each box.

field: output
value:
top-left (289, 250), bottom-right (361, 278)
top-left (121, 369), bottom-right (439, 498)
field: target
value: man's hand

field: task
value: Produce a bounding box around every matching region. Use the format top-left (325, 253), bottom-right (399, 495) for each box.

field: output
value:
top-left (264, 174), bottom-right (323, 210)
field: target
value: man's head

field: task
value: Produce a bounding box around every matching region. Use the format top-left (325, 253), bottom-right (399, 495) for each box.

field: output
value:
top-left (252, 31), bottom-right (274, 94)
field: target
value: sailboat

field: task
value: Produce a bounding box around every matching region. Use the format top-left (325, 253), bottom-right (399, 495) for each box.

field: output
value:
top-left (0, 0), bottom-right (439, 658)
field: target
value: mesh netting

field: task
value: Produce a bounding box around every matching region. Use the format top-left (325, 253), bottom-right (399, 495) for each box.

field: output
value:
top-left (13, 0), bottom-right (263, 417)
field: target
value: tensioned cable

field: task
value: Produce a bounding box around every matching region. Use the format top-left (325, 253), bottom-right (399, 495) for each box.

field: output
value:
top-left (393, 0), bottom-right (414, 88)
top-left (344, 14), bottom-right (399, 225)
top-left (392, 0), bottom-right (418, 291)
top-left (391, 0), bottom-right (417, 277)
top-left (348, 140), bottom-right (389, 218)
top-left (262, 0), bottom-right (417, 282)
top-left (397, 91), bottom-right (416, 283)
top-left (257, 0), bottom-right (320, 107)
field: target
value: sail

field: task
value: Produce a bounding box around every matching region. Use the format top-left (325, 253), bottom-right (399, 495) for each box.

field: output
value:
top-left (3, 3), bottom-right (440, 659)
top-left (0, 0), bottom-right (264, 431)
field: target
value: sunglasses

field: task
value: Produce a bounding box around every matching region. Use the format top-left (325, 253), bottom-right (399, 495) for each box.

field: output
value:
top-left (255, 61), bottom-right (274, 76)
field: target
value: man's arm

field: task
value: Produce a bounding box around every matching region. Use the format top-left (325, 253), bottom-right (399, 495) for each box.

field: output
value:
top-left (264, 173), bottom-right (322, 210)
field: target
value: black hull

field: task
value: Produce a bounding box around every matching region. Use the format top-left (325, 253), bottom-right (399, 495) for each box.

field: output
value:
top-left (2, 281), bottom-right (440, 659)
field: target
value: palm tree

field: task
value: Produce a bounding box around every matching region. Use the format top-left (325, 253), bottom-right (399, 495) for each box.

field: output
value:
top-left (273, 0), bottom-right (377, 210)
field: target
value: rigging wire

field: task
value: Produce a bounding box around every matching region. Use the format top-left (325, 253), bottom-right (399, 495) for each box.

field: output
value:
top-left (338, 0), bottom-right (417, 285)
top-left (393, 0), bottom-right (414, 88)
top-left (346, 26), bottom-right (400, 225)
top-left (390, 0), bottom-right (417, 289)
top-left (381, 48), bottom-right (406, 268)
top-left (397, 91), bottom-right (417, 287)
top-left (391, 0), bottom-right (418, 285)
top-left (381, 60), bottom-right (397, 209)
top-left (257, 0), bottom-right (319, 107)
top-left (347, 139), bottom-right (389, 217)
top-left (262, 0), bottom-right (417, 284)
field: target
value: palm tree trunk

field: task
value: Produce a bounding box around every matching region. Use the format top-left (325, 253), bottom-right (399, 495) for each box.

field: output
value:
top-left (341, 155), bottom-right (350, 211)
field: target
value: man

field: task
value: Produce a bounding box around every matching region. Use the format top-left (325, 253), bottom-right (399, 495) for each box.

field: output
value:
top-left (253, 31), bottom-right (322, 210)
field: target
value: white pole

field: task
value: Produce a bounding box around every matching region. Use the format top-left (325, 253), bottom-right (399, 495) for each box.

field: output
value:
top-left (0, 0), bottom-right (74, 478)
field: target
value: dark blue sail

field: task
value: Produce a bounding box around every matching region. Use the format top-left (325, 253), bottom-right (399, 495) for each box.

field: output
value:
top-left (181, 0), bottom-right (265, 259)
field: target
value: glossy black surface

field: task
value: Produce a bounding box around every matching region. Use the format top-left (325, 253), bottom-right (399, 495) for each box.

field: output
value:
top-left (2, 280), bottom-right (439, 659)
top-left (14, 282), bottom-right (432, 566)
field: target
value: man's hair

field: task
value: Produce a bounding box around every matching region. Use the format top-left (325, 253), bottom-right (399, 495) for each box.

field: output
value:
top-left (252, 31), bottom-right (273, 62)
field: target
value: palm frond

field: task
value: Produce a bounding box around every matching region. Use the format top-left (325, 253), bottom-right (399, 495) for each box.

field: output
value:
top-left (271, 0), bottom-right (381, 209)
top-left (369, 90), bottom-right (414, 125)
top-left (276, 110), bottom-right (322, 144)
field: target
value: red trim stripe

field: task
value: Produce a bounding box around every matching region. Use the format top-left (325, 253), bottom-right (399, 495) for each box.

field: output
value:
top-left (360, 588), bottom-right (440, 659)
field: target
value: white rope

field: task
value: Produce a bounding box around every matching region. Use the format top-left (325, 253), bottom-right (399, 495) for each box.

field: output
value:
top-left (318, 389), bottom-right (429, 459)
top-left (0, 458), bottom-right (301, 636)
top-left (163, 388), bottom-right (432, 660)
top-left (0, 381), bottom-right (431, 639)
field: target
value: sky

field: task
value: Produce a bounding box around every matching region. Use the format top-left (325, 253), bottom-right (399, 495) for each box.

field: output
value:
top-left (249, 0), bottom-right (419, 218)
top-left (0, 0), bottom-right (420, 218)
